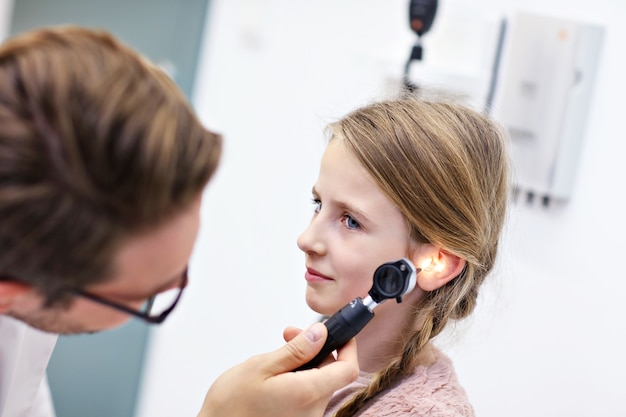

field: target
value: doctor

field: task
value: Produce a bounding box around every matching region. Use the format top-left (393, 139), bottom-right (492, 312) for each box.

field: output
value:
top-left (0, 26), bottom-right (357, 417)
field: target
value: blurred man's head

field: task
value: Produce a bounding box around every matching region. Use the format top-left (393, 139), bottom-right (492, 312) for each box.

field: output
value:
top-left (0, 26), bottom-right (222, 333)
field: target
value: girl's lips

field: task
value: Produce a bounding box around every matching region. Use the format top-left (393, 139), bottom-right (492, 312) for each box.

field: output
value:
top-left (304, 267), bottom-right (334, 283)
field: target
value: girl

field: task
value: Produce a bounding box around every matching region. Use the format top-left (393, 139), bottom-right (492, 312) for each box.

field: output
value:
top-left (297, 95), bottom-right (510, 416)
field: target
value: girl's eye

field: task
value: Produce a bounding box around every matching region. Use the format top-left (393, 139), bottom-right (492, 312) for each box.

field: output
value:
top-left (311, 198), bottom-right (321, 213)
top-left (343, 215), bottom-right (361, 230)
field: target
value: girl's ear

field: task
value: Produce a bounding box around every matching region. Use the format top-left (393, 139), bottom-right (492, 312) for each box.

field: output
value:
top-left (411, 245), bottom-right (466, 292)
top-left (0, 280), bottom-right (31, 313)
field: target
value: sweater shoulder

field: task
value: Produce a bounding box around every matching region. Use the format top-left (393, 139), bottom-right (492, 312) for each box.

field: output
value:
top-left (359, 348), bottom-right (475, 417)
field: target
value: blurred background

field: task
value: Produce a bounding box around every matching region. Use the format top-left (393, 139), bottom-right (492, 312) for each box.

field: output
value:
top-left (1, 0), bottom-right (624, 416)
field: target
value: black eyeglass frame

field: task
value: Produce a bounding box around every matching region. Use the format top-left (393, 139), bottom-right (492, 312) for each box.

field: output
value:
top-left (71, 267), bottom-right (188, 324)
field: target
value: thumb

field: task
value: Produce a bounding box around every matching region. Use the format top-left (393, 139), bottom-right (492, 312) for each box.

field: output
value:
top-left (264, 322), bottom-right (327, 375)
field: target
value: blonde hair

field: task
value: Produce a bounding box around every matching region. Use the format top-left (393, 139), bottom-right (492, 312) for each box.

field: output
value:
top-left (329, 95), bottom-right (510, 416)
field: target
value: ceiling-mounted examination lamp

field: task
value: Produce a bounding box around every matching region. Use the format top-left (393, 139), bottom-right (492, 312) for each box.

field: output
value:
top-left (403, 0), bottom-right (438, 92)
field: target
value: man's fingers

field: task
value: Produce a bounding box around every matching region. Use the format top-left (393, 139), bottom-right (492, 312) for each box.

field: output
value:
top-left (320, 337), bottom-right (359, 389)
top-left (283, 326), bottom-right (303, 343)
top-left (263, 322), bottom-right (328, 374)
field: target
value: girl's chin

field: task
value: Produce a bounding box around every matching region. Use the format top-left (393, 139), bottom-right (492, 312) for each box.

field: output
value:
top-left (306, 299), bottom-right (343, 317)
top-left (305, 289), bottom-right (356, 315)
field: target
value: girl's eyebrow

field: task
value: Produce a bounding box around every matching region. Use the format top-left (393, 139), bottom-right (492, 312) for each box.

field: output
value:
top-left (312, 186), bottom-right (370, 224)
top-left (336, 200), bottom-right (370, 223)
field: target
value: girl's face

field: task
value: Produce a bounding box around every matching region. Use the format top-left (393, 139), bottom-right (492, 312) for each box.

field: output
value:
top-left (297, 139), bottom-right (419, 315)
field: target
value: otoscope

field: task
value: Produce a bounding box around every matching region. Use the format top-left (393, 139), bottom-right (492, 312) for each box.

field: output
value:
top-left (295, 258), bottom-right (418, 371)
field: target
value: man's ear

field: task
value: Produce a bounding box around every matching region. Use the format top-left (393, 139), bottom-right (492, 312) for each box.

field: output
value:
top-left (411, 245), bottom-right (466, 292)
top-left (0, 280), bottom-right (31, 313)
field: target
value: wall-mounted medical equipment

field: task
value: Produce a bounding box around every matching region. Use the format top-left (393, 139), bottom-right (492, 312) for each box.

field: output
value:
top-left (403, 0), bottom-right (438, 91)
top-left (400, 5), bottom-right (506, 113)
top-left (495, 12), bottom-right (604, 205)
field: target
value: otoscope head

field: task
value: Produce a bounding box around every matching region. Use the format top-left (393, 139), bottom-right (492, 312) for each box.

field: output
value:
top-left (368, 258), bottom-right (418, 303)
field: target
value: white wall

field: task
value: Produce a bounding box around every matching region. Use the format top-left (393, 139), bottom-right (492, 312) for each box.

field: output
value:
top-left (0, 0), bottom-right (13, 41)
top-left (136, 1), bottom-right (626, 416)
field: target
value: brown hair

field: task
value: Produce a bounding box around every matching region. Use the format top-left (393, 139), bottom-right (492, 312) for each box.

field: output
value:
top-left (0, 26), bottom-right (222, 305)
top-left (329, 95), bottom-right (510, 416)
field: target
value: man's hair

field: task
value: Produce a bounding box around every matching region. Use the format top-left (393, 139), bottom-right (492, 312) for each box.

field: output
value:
top-left (0, 26), bottom-right (222, 306)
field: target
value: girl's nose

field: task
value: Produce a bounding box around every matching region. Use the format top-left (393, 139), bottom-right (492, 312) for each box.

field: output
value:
top-left (297, 219), bottom-right (326, 256)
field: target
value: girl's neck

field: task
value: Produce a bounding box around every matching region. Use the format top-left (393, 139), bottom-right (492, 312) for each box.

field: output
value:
top-left (354, 298), bottom-right (417, 373)
top-left (354, 291), bottom-right (438, 374)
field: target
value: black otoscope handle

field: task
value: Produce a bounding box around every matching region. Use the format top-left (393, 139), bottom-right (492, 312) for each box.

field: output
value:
top-left (294, 298), bottom-right (374, 371)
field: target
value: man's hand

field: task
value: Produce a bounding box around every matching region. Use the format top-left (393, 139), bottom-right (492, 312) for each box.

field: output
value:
top-left (197, 322), bottom-right (358, 417)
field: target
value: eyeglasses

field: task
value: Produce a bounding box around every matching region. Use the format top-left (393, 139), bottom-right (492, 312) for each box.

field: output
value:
top-left (71, 267), bottom-right (188, 324)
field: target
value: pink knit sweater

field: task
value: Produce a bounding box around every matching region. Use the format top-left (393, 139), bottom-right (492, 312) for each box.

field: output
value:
top-left (324, 347), bottom-right (475, 417)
